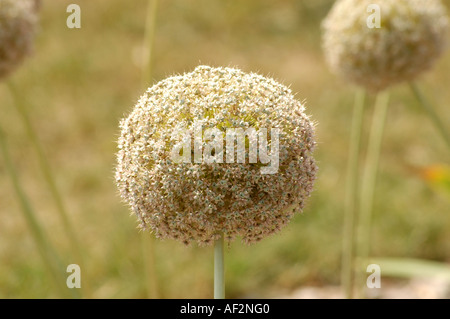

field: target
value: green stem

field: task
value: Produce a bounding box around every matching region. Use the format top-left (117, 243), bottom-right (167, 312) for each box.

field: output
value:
top-left (409, 82), bottom-right (450, 150)
top-left (0, 127), bottom-right (69, 297)
top-left (214, 233), bottom-right (225, 299)
top-left (6, 81), bottom-right (87, 297)
top-left (341, 89), bottom-right (366, 299)
top-left (357, 91), bottom-right (390, 298)
top-left (140, 0), bottom-right (159, 299)
top-left (142, 0), bottom-right (159, 89)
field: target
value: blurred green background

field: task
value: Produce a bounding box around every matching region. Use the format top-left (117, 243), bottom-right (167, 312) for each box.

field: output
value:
top-left (0, 0), bottom-right (449, 298)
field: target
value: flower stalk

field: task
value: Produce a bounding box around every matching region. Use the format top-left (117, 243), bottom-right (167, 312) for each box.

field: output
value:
top-left (356, 91), bottom-right (390, 298)
top-left (214, 233), bottom-right (225, 299)
top-left (342, 89), bottom-right (366, 299)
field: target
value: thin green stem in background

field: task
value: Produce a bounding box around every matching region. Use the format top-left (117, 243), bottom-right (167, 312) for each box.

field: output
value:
top-left (140, 0), bottom-right (159, 299)
top-left (409, 82), bottom-right (450, 150)
top-left (214, 233), bottom-right (225, 299)
top-left (6, 81), bottom-right (88, 298)
top-left (356, 91), bottom-right (390, 298)
top-left (0, 127), bottom-right (70, 298)
top-left (341, 89), bottom-right (366, 299)
top-left (142, 0), bottom-right (159, 89)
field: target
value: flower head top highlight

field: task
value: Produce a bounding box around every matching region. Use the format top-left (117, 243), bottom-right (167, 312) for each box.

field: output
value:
top-left (322, 0), bottom-right (449, 92)
top-left (116, 65), bottom-right (317, 245)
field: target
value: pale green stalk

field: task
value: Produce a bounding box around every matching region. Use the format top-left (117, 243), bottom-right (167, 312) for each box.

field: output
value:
top-left (142, 0), bottom-right (159, 88)
top-left (214, 233), bottom-right (225, 299)
top-left (356, 91), bottom-right (390, 298)
top-left (409, 82), bottom-right (450, 150)
top-left (140, 0), bottom-right (159, 299)
top-left (341, 89), bottom-right (366, 299)
top-left (6, 81), bottom-right (88, 298)
top-left (0, 127), bottom-right (70, 297)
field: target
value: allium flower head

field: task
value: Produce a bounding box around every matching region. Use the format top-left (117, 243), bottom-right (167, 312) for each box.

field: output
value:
top-left (0, 0), bottom-right (39, 80)
top-left (115, 65), bottom-right (317, 245)
top-left (322, 0), bottom-right (449, 92)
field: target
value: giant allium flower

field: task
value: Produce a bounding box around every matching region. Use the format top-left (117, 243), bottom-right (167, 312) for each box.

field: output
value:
top-left (0, 0), bottom-right (39, 80)
top-left (322, 0), bottom-right (449, 92)
top-left (116, 65), bottom-right (317, 245)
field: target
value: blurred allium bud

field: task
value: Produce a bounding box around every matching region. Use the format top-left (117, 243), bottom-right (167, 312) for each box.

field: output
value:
top-left (0, 0), bottom-right (39, 80)
top-left (116, 65), bottom-right (317, 245)
top-left (322, 0), bottom-right (449, 92)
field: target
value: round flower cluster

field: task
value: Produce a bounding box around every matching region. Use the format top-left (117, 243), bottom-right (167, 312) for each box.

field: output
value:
top-left (322, 0), bottom-right (449, 92)
top-left (116, 65), bottom-right (317, 245)
top-left (0, 0), bottom-right (39, 80)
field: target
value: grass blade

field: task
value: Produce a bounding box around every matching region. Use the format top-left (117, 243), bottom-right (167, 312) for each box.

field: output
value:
top-left (409, 82), bottom-right (450, 150)
top-left (6, 81), bottom-right (88, 297)
top-left (0, 127), bottom-right (70, 297)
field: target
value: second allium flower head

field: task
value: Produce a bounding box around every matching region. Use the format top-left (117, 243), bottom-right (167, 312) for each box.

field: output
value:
top-left (322, 0), bottom-right (449, 92)
top-left (116, 65), bottom-right (317, 245)
top-left (0, 0), bottom-right (39, 80)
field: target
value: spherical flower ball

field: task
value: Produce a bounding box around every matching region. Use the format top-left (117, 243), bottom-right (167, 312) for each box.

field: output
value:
top-left (0, 0), bottom-right (39, 80)
top-left (322, 0), bottom-right (449, 92)
top-left (115, 65), bottom-right (317, 245)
